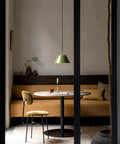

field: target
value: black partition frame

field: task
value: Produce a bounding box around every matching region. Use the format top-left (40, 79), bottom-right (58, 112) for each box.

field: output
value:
top-left (0, 0), bottom-right (5, 144)
top-left (0, 0), bottom-right (117, 144)
top-left (74, 0), bottom-right (117, 144)
top-left (74, 0), bottom-right (80, 143)
top-left (111, 0), bottom-right (117, 143)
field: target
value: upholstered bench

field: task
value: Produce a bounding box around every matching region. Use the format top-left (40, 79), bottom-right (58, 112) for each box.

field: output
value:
top-left (10, 85), bottom-right (110, 117)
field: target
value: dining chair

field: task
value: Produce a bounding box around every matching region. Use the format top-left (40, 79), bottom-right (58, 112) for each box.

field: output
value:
top-left (21, 90), bottom-right (49, 143)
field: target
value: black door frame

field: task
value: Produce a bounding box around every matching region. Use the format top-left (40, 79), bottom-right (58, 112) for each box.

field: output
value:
top-left (74, 0), bottom-right (117, 144)
top-left (0, 0), bottom-right (5, 144)
top-left (111, 0), bottom-right (117, 143)
top-left (0, 0), bottom-right (117, 144)
top-left (74, 0), bottom-right (80, 143)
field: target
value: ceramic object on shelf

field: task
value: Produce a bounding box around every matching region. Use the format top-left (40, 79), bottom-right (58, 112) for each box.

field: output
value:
top-left (33, 70), bottom-right (38, 76)
top-left (26, 67), bottom-right (32, 76)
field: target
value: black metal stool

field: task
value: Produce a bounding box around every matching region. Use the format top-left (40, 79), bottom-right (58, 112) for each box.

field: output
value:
top-left (21, 91), bottom-right (49, 143)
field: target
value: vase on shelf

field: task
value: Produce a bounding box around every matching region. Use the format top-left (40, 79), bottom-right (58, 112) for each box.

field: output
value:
top-left (26, 67), bottom-right (32, 76)
top-left (33, 70), bottom-right (38, 76)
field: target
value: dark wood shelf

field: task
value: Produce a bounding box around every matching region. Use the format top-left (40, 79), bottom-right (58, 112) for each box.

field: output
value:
top-left (13, 75), bottom-right (108, 85)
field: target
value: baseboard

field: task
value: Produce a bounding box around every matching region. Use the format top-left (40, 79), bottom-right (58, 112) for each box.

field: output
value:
top-left (10, 117), bottom-right (110, 126)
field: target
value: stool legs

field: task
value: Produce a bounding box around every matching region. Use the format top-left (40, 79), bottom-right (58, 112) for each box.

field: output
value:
top-left (25, 115), bottom-right (48, 143)
top-left (46, 115), bottom-right (49, 139)
top-left (31, 116), bottom-right (33, 138)
top-left (41, 116), bottom-right (45, 143)
top-left (25, 116), bottom-right (29, 143)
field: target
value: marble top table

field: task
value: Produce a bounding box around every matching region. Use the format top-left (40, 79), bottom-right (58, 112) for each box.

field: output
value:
top-left (34, 91), bottom-right (90, 97)
top-left (34, 91), bottom-right (90, 137)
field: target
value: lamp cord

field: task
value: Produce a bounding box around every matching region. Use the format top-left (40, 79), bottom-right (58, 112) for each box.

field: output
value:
top-left (61, 0), bottom-right (63, 54)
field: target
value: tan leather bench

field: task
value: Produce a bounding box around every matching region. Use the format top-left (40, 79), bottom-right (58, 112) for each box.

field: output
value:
top-left (10, 85), bottom-right (110, 117)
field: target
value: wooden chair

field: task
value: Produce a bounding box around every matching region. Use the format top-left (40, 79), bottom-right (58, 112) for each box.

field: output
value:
top-left (21, 90), bottom-right (49, 143)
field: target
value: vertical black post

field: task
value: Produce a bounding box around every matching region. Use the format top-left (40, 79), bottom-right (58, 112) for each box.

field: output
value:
top-left (61, 96), bottom-right (64, 137)
top-left (0, 0), bottom-right (5, 144)
top-left (74, 0), bottom-right (80, 144)
top-left (112, 0), bottom-right (117, 143)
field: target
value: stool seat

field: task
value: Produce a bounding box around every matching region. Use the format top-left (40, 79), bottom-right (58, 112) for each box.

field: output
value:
top-left (26, 110), bottom-right (49, 116)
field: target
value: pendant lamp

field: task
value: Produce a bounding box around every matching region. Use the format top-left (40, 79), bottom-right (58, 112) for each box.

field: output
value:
top-left (54, 0), bottom-right (70, 63)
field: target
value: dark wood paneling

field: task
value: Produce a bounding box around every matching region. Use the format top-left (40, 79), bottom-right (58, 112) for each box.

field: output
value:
top-left (13, 75), bottom-right (108, 85)
top-left (13, 75), bottom-right (73, 85)
top-left (80, 75), bottom-right (108, 84)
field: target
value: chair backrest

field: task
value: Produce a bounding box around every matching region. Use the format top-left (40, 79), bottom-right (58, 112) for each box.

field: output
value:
top-left (21, 91), bottom-right (33, 124)
top-left (21, 90), bottom-right (33, 105)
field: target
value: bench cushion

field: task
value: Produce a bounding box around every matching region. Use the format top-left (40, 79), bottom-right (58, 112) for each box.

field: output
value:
top-left (10, 99), bottom-right (110, 117)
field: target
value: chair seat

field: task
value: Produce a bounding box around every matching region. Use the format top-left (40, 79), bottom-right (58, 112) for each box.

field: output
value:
top-left (26, 110), bottom-right (49, 116)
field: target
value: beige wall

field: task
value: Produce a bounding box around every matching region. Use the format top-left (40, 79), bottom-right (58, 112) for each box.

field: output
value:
top-left (80, 0), bottom-right (108, 75)
top-left (5, 0), bottom-right (14, 128)
top-left (13, 0), bottom-right (108, 75)
top-left (14, 0), bottom-right (74, 75)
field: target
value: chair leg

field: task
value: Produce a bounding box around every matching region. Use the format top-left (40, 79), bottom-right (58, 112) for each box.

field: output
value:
top-left (31, 116), bottom-right (33, 138)
top-left (25, 116), bottom-right (29, 143)
top-left (41, 116), bottom-right (45, 143)
top-left (46, 115), bottom-right (49, 139)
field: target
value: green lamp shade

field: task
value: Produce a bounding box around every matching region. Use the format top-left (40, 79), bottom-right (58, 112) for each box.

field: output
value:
top-left (54, 54), bottom-right (70, 63)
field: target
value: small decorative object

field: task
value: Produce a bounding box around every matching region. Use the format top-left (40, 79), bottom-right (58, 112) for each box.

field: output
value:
top-left (10, 30), bottom-right (14, 51)
top-left (49, 89), bottom-right (54, 93)
top-left (26, 67), bottom-right (32, 76)
top-left (91, 129), bottom-right (112, 144)
top-left (56, 77), bottom-right (59, 92)
top-left (33, 70), bottom-right (38, 76)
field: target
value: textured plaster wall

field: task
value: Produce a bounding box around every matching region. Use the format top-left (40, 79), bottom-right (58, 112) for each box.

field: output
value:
top-left (14, 0), bottom-right (73, 75)
top-left (13, 0), bottom-right (108, 75)
top-left (5, 0), bottom-right (14, 128)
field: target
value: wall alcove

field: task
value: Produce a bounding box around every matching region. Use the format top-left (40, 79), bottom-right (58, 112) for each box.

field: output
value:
top-left (0, 0), bottom-right (117, 144)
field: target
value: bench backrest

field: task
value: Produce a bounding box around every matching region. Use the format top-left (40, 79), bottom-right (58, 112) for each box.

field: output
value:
top-left (12, 85), bottom-right (98, 100)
